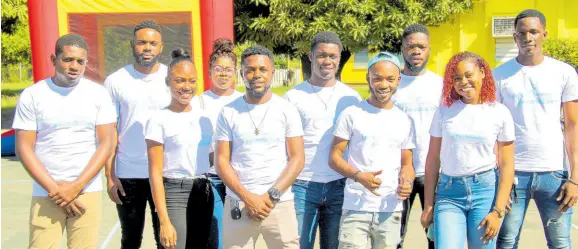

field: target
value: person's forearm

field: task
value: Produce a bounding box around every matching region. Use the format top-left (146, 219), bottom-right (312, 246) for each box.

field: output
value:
top-left (272, 154), bottom-right (304, 193)
top-left (76, 140), bottom-right (112, 187)
top-left (400, 163), bottom-right (416, 183)
top-left (329, 150), bottom-right (357, 179)
top-left (150, 169), bottom-right (170, 224)
top-left (496, 160), bottom-right (514, 211)
top-left (565, 121), bottom-right (578, 181)
top-left (423, 157), bottom-right (440, 207)
top-left (105, 126), bottom-right (118, 179)
top-left (17, 146), bottom-right (59, 193)
top-left (216, 159), bottom-right (251, 201)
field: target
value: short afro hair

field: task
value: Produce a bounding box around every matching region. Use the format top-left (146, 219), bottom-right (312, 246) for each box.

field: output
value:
top-left (241, 45), bottom-right (274, 65)
top-left (310, 31), bottom-right (343, 52)
top-left (55, 34), bottom-right (88, 56)
top-left (402, 24), bottom-right (430, 40)
top-left (134, 20), bottom-right (162, 35)
top-left (515, 9), bottom-right (546, 28)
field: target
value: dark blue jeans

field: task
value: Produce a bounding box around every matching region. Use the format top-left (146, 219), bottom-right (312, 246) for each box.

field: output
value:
top-left (292, 178), bottom-right (345, 249)
top-left (207, 173), bottom-right (225, 249)
top-left (116, 178), bottom-right (162, 249)
top-left (163, 177), bottom-right (214, 249)
top-left (497, 171), bottom-right (573, 249)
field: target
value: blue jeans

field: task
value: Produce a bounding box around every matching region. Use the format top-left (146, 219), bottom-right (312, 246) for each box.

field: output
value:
top-left (434, 169), bottom-right (497, 249)
top-left (497, 171), bottom-right (573, 249)
top-left (207, 173), bottom-right (225, 249)
top-left (292, 178), bottom-right (345, 249)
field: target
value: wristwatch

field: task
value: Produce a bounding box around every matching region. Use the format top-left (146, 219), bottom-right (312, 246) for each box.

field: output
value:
top-left (493, 207), bottom-right (505, 218)
top-left (267, 187), bottom-right (281, 204)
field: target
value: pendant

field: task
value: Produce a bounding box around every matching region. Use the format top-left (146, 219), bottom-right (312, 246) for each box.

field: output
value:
top-left (255, 128), bottom-right (260, 135)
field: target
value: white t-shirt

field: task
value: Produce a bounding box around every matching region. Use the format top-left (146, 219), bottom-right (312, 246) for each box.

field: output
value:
top-left (12, 78), bottom-right (117, 196)
top-left (429, 100), bottom-right (516, 176)
top-left (215, 94), bottom-right (304, 202)
top-left (333, 101), bottom-right (416, 212)
top-left (104, 64), bottom-right (171, 178)
top-left (494, 57), bottom-right (578, 172)
top-left (192, 90), bottom-right (243, 175)
top-left (145, 108), bottom-right (213, 178)
top-left (392, 70), bottom-right (443, 177)
top-left (283, 81), bottom-right (361, 183)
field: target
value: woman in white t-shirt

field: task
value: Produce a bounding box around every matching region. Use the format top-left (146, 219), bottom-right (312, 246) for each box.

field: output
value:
top-left (145, 49), bottom-right (214, 249)
top-left (420, 52), bottom-right (515, 249)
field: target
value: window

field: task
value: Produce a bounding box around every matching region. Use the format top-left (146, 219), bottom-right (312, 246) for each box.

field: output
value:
top-left (354, 49), bottom-right (369, 69)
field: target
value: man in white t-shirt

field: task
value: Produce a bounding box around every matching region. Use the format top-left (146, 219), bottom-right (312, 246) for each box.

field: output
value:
top-left (329, 52), bottom-right (416, 249)
top-left (103, 20), bottom-right (169, 248)
top-left (13, 34), bottom-right (116, 248)
top-left (283, 31), bottom-right (361, 249)
top-left (392, 24), bottom-right (442, 249)
top-left (215, 45), bottom-right (304, 249)
top-left (494, 9), bottom-right (578, 249)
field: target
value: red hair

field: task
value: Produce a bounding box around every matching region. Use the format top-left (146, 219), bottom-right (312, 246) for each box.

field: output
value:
top-left (441, 52), bottom-right (496, 107)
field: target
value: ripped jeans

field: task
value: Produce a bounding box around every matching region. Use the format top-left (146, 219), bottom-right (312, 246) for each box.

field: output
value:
top-left (497, 171), bottom-right (573, 249)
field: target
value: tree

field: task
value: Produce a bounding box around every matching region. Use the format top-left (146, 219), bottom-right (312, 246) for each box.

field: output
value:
top-left (235, 0), bottom-right (474, 80)
top-left (1, 0), bottom-right (30, 66)
top-left (543, 38), bottom-right (578, 68)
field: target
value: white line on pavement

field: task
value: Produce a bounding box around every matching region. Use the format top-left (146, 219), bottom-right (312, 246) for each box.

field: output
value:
top-left (99, 220), bottom-right (121, 249)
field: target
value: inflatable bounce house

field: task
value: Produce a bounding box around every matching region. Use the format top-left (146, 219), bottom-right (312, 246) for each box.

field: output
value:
top-left (1, 0), bottom-right (234, 156)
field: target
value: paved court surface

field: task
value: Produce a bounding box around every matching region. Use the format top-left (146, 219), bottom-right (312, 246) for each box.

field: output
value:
top-left (2, 156), bottom-right (577, 249)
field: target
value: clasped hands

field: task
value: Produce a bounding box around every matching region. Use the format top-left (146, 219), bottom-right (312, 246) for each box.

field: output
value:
top-left (356, 170), bottom-right (413, 200)
top-left (48, 181), bottom-right (86, 218)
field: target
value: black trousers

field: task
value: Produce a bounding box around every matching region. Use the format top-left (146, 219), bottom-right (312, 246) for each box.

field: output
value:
top-left (164, 177), bottom-right (214, 249)
top-left (398, 175), bottom-right (435, 249)
top-left (116, 178), bottom-right (162, 249)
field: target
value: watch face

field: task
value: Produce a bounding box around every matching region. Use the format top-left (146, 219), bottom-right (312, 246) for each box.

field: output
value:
top-left (269, 189), bottom-right (281, 200)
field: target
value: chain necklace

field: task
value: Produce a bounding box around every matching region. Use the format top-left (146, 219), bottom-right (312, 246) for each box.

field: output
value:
top-left (308, 80), bottom-right (337, 110)
top-left (243, 96), bottom-right (271, 135)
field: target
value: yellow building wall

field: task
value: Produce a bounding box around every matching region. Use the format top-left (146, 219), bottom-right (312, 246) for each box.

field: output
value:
top-left (341, 0), bottom-right (578, 85)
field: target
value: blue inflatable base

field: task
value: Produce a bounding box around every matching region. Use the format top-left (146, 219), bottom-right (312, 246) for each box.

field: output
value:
top-left (1, 133), bottom-right (16, 156)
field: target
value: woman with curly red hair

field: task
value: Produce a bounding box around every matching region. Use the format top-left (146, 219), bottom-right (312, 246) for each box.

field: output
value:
top-left (420, 52), bottom-right (516, 249)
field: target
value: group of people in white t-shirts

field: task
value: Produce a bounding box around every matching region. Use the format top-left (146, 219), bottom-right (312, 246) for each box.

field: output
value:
top-left (13, 8), bottom-right (577, 249)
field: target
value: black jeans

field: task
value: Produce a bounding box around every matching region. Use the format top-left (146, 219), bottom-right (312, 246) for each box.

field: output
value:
top-left (164, 177), bottom-right (214, 249)
top-left (398, 175), bottom-right (435, 249)
top-left (116, 178), bottom-right (162, 249)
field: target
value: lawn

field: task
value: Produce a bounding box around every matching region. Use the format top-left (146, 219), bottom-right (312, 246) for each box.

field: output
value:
top-left (1, 81), bottom-right (33, 129)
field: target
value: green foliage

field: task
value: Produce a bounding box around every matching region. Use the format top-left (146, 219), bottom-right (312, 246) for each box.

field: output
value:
top-left (543, 38), bottom-right (578, 68)
top-left (1, 0), bottom-right (31, 66)
top-left (235, 0), bottom-right (474, 56)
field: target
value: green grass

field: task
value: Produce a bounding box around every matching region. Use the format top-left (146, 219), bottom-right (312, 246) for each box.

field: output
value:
top-left (2, 81), bottom-right (33, 109)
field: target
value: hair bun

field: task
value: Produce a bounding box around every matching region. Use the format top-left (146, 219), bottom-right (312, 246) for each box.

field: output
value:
top-left (213, 38), bottom-right (234, 54)
top-left (171, 48), bottom-right (191, 59)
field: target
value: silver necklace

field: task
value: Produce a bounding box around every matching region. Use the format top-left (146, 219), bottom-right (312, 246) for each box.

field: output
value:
top-left (308, 81), bottom-right (336, 110)
top-left (244, 96), bottom-right (271, 135)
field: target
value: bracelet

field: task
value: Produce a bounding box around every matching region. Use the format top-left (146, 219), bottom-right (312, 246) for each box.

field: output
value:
top-left (352, 171), bottom-right (360, 182)
top-left (567, 178), bottom-right (578, 186)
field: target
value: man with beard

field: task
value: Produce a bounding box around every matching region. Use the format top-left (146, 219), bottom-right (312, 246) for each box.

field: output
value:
top-left (13, 34), bottom-right (116, 248)
top-left (104, 20), bottom-right (168, 248)
top-left (392, 24), bottom-right (442, 249)
top-left (215, 45), bottom-right (304, 249)
top-left (329, 52), bottom-right (415, 249)
top-left (495, 9), bottom-right (578, 249)
top-left (283, 31), bottom-right (361, 249)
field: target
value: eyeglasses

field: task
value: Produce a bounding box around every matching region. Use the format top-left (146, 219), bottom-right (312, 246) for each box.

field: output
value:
top-left (213, 66), bottom-right (236, 75)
